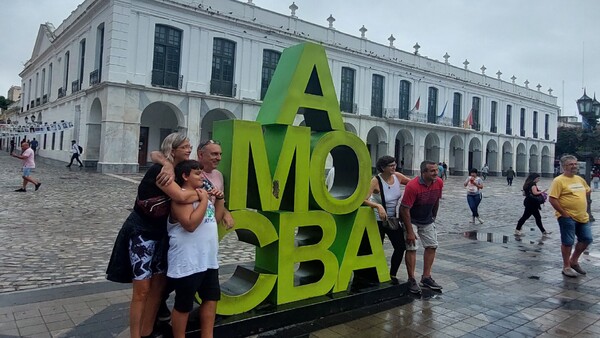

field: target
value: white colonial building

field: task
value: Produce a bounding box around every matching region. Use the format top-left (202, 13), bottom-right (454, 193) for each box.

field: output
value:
top-left (11, 0), bottom-right (558, 176)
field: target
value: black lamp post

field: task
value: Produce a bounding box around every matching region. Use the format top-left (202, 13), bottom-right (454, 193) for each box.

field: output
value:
top-left (576, 90), bottom-right (600, 221)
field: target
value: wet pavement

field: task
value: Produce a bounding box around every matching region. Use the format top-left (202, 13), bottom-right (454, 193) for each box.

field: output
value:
top-left (1, 150), bottom-right (600, 337)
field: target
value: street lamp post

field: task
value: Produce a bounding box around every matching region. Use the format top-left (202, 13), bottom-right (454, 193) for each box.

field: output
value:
top-left (576, 90), bottom-right (600, 222)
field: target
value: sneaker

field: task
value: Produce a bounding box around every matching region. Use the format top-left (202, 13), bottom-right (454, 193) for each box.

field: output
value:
top-left (407, 277), bottom-right (421, 294)
top-left (514, 230), bottom-right (522, 236)
top-left (66, 165), bottom-right (71, 168)
top-left (35, 183), bottom-right (42, 191)
top-left (469, 217), bottom-right (475, 224)
top-left (420, 276), bottom-right (442, 290)
top-left (477, 217), bottom-right (484, 224)
top-left (390, 276), bottom-right (399, 285)
top-left (14, 188), bottom-right (26, 192)
top-left (543, 231), bottom-right (552, 236)
top-left (562, 267), bottom-right (578, 278)
top-left (570, 263), bottom-right (587, 275)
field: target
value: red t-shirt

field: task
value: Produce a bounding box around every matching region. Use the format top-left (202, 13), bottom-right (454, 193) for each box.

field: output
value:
top-left (400, 176), bottom-right (443, 225)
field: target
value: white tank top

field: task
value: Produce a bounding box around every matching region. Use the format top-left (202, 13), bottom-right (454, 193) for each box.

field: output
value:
top-left (370, 174), bottom-right (403, 221)
top-left (167, 201), bottom-right (219, 278)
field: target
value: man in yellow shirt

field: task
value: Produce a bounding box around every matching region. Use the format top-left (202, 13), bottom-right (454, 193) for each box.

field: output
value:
top-left (549, 155), bottom-right (592, 278)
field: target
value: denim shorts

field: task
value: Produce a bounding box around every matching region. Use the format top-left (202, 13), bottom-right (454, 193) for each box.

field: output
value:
top-left (22, 168), bottom-right (32, 177)
top-left (558, 217), bottom-right (593, 246)
top-left (404, 222), bottom-right (438, 251)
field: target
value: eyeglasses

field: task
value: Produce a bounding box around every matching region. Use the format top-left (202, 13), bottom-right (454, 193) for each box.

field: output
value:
top-left (387, 163), bottom-right (397, 167)
top-left (198, 139), bottom-right (220, 150)
top-left (177, 144), bottom-right (193, 150)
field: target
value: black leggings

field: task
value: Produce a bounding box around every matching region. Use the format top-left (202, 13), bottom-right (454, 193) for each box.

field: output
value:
top-left (516, 204), bottom-right (546, 233)
top-left (377, 221), bottom-right (406, 276)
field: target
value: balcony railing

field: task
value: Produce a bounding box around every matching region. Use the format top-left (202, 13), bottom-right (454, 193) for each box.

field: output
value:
top-left (30, 100), bottom-right (35, 108)
top-left (152, 70), bottom-right (183, 90)
top-left (89, 69), bottom-right (100, 85)
top-left (58, 87), bottom-right (65, 98)
top-left (35, 98), bottom-right (40, 106)
top-left (520, 129), bottom-right (526, 137)
top-left (533, 131), bottom-right (538, 138)
top-left (340, 101), bottom-right (356, 114)
top-left (210, 79), bottom-right (234, 97)
top-left (71, 80), bottom-right (80, 93)
top-left (506, 127), bottom-right (512, 135)
top-left (490, 126), bottom-right (497, 133)
top-left (42, 94), bottom-right (48, 104)
top-left (545, 133), bottom-right (550, 140)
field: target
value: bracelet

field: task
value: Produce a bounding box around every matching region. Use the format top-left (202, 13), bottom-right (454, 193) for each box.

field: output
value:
top-left (216, 196), bottom-right (224, 200)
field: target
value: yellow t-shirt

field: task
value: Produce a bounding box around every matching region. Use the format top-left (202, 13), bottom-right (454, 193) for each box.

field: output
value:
top-left (549, 174), bottom-right (591, 223)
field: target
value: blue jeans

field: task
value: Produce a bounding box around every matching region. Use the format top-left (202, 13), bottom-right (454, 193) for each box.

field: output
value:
top-left (467, 193), bottom-right (482, 217)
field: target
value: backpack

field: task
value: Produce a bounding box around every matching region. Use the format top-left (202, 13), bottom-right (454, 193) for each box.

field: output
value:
top-left (78, 145), bottom-right (83, 154)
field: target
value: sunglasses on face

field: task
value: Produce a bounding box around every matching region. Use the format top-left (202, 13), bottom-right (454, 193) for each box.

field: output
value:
top-left (198, 139), bottom-right (220, 150)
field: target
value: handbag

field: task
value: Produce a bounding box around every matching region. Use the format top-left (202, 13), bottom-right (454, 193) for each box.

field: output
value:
top-left (376, 175), bottom-right (401, 230)
top-left (135, 195), bottom-right (171, 218)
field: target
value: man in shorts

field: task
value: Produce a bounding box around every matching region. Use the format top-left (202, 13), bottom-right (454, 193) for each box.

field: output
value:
top-left (549, 154), bottom-right (592, 278)
top-left (400, 160), bottom-right (443, 294)
top-left (11, 140), bottom-right (42, 192)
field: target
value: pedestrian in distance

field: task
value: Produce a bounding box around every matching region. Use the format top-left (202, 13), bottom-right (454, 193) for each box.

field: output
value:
top-left (437, 162), bottom-right (444, 179)
top-left (441, 161), bottom-right (448, 180)
top-left (168, 160), bottom-right (225, 338)
top-left (30, 138), bottom-right (38, 153)
top-left (66, 140), bottom-right (84, 168)
top-left (481, 163), bottom-right (489, 180)
top-left (464, 168), bottom-right (484, 224)
top-left (9, 138), bottom-right (15, 154)
top-left (506, 166), bottom-right (516, 186)
top-left (514, 173), bottom-right (551, 236)
top-left (11, 140), bottom-right (42, 192)
top-left (548, 155), bottom-right (593, 278)
top-left (400, 160), bottom-right (444, 294)
top-left (363, 155), bottom-right (411, 285)
top-left (106, 133), bottom-right (202, 338)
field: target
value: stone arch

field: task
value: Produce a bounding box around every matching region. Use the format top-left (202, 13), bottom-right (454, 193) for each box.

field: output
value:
top-left (366, 126), bottom-right (388, 173)
top-left (468, 137), bottom-right (482, 171)
top-left (516, 143), bottom-right (527, 175)
top-left (529, 144), bottom-right (539, 173)
top-left (502, 141), bottom-right (513, 173)
top-left (541, 146), bottom-right (551, 176)
top-left (201, 108), bottom-right (236, 141)
top-left (394, 129), bottom-right (414, 175)
top-left (139, 101), bottom-right (183, 166)
top-left (87, 98), bottom-right (102, 163)
top-left (344, 122), bottom-right (357, 135)
top-left (485, 139), bottom-right (498, 175)
top-left (424, 133), bottom-right (441, 163)
top-left (449, 135), bottom-right (465, 175)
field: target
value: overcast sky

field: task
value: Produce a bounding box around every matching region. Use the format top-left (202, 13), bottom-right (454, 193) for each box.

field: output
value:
top-left (1, 0), bottom-right (599, 117)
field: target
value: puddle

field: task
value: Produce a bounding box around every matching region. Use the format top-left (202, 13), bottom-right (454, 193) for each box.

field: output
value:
top-left (463, 231), bottom-right (511, 244)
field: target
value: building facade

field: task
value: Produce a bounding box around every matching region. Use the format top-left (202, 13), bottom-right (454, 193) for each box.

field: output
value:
top-left (10, 0), bottom-right (558, 176)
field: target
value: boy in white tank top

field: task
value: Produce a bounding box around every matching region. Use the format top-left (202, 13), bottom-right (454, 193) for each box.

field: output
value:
top-left (168, 160), bottom-right (225, 338)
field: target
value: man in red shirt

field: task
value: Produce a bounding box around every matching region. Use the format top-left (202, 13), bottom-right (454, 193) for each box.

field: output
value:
top-left (400, 160), bottom-right (443, 294)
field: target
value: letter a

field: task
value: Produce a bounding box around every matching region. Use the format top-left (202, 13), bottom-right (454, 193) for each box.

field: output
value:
top-left (256, 43), bottom-right (344, 132)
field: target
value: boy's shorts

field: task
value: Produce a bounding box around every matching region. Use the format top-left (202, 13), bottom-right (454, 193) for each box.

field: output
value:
top-left (404, 222), bottom-right (438, 251)
top-left (172, 269), bottom-right (221, 313)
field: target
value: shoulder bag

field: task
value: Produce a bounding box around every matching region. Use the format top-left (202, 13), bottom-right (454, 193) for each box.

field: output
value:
top-left (376, 175), bottom-right (400, 230)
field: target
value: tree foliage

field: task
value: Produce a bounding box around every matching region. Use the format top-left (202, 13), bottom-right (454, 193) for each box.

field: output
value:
top-left (0, 96), bottom-right (13, 110)
top-left (556, 126), bottom-right (600, 160)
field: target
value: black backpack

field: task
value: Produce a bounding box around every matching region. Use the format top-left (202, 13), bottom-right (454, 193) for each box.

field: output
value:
top-left (78, 145), bottom-right (83, 154)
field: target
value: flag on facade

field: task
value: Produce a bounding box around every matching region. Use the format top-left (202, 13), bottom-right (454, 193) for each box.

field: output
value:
top-left (410, 96), bottom-right (420, 113)
top-left (437, 101), bottom-right (447, 118)
top-left (463, 109), bottom-right (473, 128)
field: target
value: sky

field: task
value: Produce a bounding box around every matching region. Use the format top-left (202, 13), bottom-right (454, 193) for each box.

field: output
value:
top-left (1, 0), bottom-right (599, 117)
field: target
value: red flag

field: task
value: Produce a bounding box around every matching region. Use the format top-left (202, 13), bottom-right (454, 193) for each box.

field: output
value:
top-left (464, 109), bottom-right (473, 128)
top-left (411, 96), bottom-right (421, 112)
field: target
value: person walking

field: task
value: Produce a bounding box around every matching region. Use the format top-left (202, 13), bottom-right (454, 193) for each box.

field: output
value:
top-left (30, 138), bottom-right (38, 153)
top-left (548, 155), bottom-right (593, 278)
top-left (515, 173), bottom-right (551, 236)
top-left (363, 155), bottom-right (411, 285)
top-left (106, 133), bottom-right (202, 338)
top-left (11, 140), bottom-right (42, 192)
top-left (464, 168), bottom-right (484, 224)
top-left (66, 140), bottom-right (84, 168)
top-left (481, 163), bottom-right (489, 180)
top-left (506, 166), bottom-right (516, 186)
top-left (400, 160), bottom-right (444, 294)
top-left (441, 161), bottom-right (448, 180)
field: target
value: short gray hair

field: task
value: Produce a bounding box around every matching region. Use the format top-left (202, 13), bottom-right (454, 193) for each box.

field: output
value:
top-left (161, 132), bottom-right (189, 163)
top-left (420, 160), bottom-right (437, 173)
top-left (560, 154), bottom-right (578, 169)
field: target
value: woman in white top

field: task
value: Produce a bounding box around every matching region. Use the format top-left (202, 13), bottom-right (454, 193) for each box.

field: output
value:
top-left (464, 168), bottom-right (484, 224)
top-left (363, 156), bottom-right (411, 284)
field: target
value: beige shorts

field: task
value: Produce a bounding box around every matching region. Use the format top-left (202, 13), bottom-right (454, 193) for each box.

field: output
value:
top-left (404, 222), bottom-right (438, 251)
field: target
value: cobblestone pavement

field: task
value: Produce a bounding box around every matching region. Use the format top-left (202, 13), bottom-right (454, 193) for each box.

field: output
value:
top-left (2, 149), bottom-right (600, 337)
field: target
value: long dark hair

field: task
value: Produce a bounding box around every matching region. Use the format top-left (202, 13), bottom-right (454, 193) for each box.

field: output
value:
top-left (523, 173), bottom-right (540, 195)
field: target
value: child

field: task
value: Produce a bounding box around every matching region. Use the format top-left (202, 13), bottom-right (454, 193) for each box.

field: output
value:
top-left (168, 160), bottom-right (225, 338)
